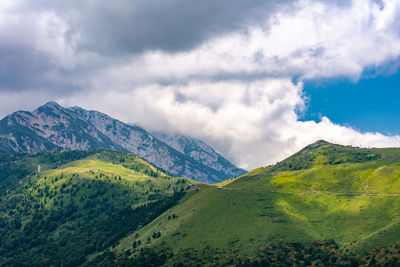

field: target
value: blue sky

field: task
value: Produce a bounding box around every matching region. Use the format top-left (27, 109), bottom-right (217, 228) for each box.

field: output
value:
top-left (302, 70), bottom-right (400, 135)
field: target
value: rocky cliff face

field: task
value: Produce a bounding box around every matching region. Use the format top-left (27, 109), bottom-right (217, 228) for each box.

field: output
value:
top-left (0, 102), bottom-right (246, 183)
top-left (0, 102), bottom-right (120, 153)
top-left (151, 132), bottom-right (246, 178)
top-left (69, 107), bottom-right (224, 182)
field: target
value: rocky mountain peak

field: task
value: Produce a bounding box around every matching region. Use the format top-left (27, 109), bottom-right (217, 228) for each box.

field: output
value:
top-left (0, 102), bottom-right (247, 183)
top-left (36, 101), bottom-right (64, 113)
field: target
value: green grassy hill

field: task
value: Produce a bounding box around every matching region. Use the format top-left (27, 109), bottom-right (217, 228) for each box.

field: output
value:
top-left (0, 150), bottom-right (97, 193)
top-left (102, 141), bottom-right (400, 265)
top-left (2, 141), bottom-right (400, 266)
top-left (0, 150), bottom-right (191, 266)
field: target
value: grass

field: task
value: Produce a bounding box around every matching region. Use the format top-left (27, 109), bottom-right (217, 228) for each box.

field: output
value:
top-left (0, 150), bottom-right (193, 266)
top-left (17, 154), bottom-right (187, 216)
top-left (114, 187), bottom-right (400, 255)
top-left (109, 141), bottom-right (400, 258)
top-left (3, 141), bottom-right (400, 265)
top-left (41, 157), bottom-right (173, 192)
top-left (347, 219), bottom-right (400, 253)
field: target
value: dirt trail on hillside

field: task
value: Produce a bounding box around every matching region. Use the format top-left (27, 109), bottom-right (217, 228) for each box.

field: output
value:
top-left (217, 187), bottom-right (400, 196)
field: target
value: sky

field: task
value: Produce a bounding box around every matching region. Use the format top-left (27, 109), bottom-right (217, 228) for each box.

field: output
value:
top-left (0, 0), bottom-right (400, 170)
top-left (302, 70), bottom-right (400, 135)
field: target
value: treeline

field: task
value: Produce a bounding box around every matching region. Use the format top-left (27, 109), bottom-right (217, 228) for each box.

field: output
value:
top-left (271, 144), bottom-right (382, 173)
top-left (0, 190), bottom-right (185, 267)
top-left (88, 240), bottom-right (400, 267)
top-left (107, 150), bottom-right (172, 177)
top-left (0, 149), bottom-right (172, 193)
top-left (357, 242), bottom-right (400, 266)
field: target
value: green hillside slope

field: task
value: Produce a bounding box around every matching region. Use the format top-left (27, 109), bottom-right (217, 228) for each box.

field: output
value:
top-left (3, 141), bottom-right (400, 266)
top-left (102, 141), bottom-right (400, 265)
top-left (0, 150), bottom-right (191, 266)
top-left (0, 150), bottom-right (97, 193)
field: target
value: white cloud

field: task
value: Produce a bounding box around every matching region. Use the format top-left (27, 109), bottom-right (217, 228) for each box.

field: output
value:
top-left (2, 0), bottom-right (400, 170)
top-left (61, 78), bottom-right (303, 169)
top-left (62, 77), bottom-right (400, 170)
top-left (92, 0), bottom-right (400, 86)
top-left (0, 8), bottom-right (75, 69)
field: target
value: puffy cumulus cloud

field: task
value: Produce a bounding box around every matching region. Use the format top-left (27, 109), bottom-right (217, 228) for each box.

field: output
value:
top-left (98, 0), bottom-right (400, 85)
top-left (3, 0), bottom-right (400, 93)
top-left (0, 0), bottom-right (282, 93)
top-left (60, 78), bottom-right (304, 169)
top-left (294, 118), bottom-right (400, 150)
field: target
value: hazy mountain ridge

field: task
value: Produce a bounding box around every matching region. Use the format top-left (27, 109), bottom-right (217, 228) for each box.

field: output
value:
top-left (69, 107), bottom-right (234, 183)
top-left (0, 102), bottom-right (245, 183)
top-left (151, 131), bottom-right (246, 178)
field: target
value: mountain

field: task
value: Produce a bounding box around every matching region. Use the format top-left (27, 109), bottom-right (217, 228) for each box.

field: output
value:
top-left (0, 102), bottom-right (245, 183)
top-left (98, 140), bottom-right (400, 265)
top-left (69, 106), bottom-right (242, 183)
top-left (0, 102), bottom-right (122, 153)
top-left (151, 131), bottom-right (246, 178)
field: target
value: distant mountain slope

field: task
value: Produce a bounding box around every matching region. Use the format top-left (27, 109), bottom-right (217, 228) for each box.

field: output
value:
top-left (0, 102), bottom-right (245, 183)
top-left (106, 140), bottom-right (400, 262)
top-left (69, 107), bottom-right (232, 183)
top-left (151, 132), bottom-right (246, 178)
